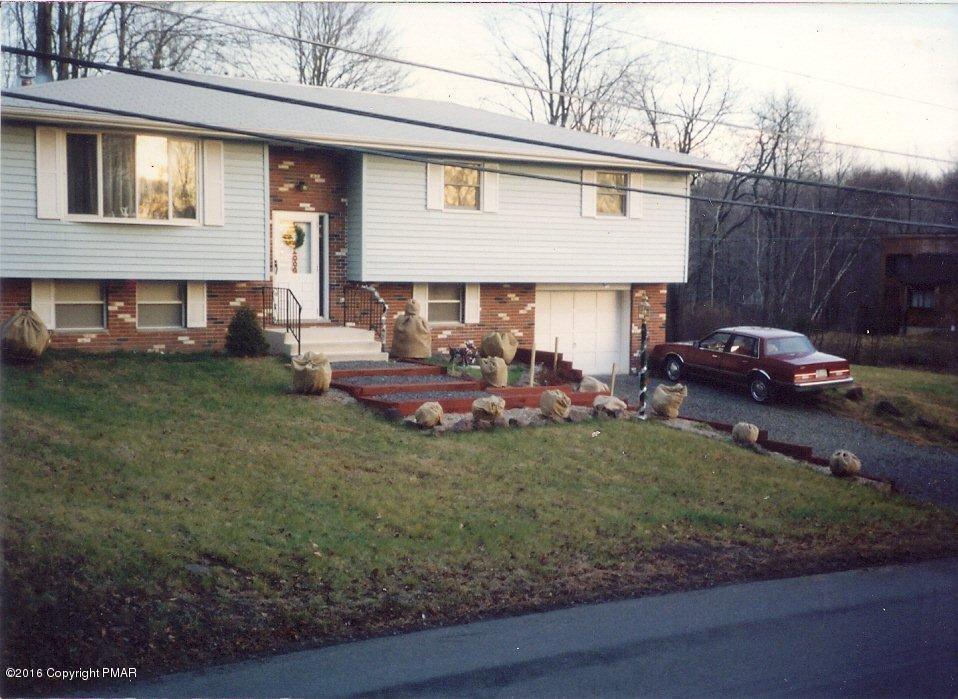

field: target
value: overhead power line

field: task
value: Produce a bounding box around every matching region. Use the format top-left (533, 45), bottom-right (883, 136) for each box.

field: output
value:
top-left (3, 89), bottom-right (955, 233)
top-left (4, 45), bottom-right (956, 209)
top-left (127, 2), bottom-right (957, 166)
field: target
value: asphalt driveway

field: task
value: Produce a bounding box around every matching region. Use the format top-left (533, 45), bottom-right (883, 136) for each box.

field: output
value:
top-left (605, 373), bottom-right (958, 510)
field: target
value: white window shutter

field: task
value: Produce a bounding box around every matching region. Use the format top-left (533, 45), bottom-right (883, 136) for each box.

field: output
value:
top-left (464, 284), bottom-right (481, 323)
top-left (425, 163), bottom-right (443, 210)
top-left (202, 140), bottom-right (225, 226)
top-left (186, 281), bottom-right (207, 328)
top-left (628, 172), bottom-right (643, 219)
top-left (581, 169), bottom-right (596, 218)
top-left (481, 166), bottom-right (498, 212)
top-left (35, 127), bottom-right (61, 219)
top-left (31, 279), bottom-right (56, 328)
top-left (412, 283), bottom-right (429, 320)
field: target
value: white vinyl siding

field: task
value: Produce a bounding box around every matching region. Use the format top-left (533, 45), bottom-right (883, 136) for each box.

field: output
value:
top-left (1, 124), bottom-right (267, 280)
top-left (353, 154), bottom-right (690, 283)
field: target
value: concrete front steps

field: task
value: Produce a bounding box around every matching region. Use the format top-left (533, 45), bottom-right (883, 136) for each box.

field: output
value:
top-left (265, 324), bottom-right (389, 362)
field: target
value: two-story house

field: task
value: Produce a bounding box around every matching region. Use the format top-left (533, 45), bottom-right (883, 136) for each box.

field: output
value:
top-left (0, 72), bottom-right (714, 374)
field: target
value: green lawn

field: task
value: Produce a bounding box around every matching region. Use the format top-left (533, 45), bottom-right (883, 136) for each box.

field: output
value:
top-left (2, 354), bottom-right (956, 688)
top-left (820, 364), bottom-right (958, 448)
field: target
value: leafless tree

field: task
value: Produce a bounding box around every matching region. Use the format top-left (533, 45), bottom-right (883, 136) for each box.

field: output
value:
top-left (250, 3), bottom-right (406, 92)
top-left (489, 3), bottom-right (639, 135)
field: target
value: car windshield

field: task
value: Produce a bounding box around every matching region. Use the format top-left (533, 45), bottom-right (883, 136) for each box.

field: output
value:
top-left (765, 335), bottom-right (815, 357)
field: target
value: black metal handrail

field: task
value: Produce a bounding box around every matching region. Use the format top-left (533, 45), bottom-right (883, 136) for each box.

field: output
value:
top-left (341, 283), bottom-right (388, 351)
top-left (259, 286), bottom-right (303, 355)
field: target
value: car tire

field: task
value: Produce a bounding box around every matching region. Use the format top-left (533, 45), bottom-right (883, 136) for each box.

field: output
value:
top-left (748, 374), bottom-right (772, 403)
top-left (665, 356), bottom-right (683, 382)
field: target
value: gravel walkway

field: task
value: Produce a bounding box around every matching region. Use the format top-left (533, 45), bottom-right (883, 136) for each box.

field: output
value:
top-left (604, 374), bottom-right (958, 510)
top-left (336, 374), bottom-right (470, 386)
top-left (367, 389), bottom-right (491, 402)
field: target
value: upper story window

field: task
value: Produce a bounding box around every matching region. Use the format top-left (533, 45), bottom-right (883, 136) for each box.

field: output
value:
top-left (443, 165), bottom-right (480, 210)
top-left (65, 131), bottom-right (198, 222)
top-left (596, 171), bottom-right (627, 216)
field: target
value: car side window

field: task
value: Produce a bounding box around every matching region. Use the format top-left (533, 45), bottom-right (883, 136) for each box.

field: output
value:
top-left (699, 332), bottom-right (731, 352)
top-left (729, 334), bottom-right (758, 358)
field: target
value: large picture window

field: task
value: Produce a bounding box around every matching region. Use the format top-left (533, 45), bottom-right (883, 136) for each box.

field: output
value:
top-left (65, 131), bottom-right (198, 222)
top-left (54, 280), bottom-right (105, 330)
top-left (137, 282), bottom-right (186, 328)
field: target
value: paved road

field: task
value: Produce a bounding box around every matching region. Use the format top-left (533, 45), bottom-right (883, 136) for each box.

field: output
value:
top-left (607, 374), bottom-right (958, 510)
top-left (118, 558), bottom-right (958, 697)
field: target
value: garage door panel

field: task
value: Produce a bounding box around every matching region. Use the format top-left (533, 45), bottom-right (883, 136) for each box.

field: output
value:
top-left (535, 288), bottom-right (629, 374)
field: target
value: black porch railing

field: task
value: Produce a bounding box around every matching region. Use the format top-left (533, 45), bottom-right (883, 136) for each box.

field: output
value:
top-left (259, 286), bottom-right (302, 356)
top-left (342, 284), bottom-right (388, 351)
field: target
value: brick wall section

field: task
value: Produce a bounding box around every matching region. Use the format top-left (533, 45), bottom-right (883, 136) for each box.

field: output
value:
top-left (373, 282), bottom-right (536, 352)
top-left (269, 147), bottom-right (348, 322)
top-left (630, 283), bottom-right (668, 371)
top-left (0, 278), bottom-right (264, 353)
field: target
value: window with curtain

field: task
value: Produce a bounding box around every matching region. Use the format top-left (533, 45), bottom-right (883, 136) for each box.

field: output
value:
top-left (64, 131), bottom-right (198, 222)
top-left (443, 165), bottom-right (480, 210)
top-left (596, 171), bottom-right (627, 216)
top-left (54, 280), bottom-right (105, 330)
top-left (427, 283), bottom-right (464, 322)
top-left (137, 282), bottom-right (186, 328)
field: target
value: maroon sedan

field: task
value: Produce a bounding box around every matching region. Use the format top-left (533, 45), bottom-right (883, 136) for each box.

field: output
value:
top-left (650, 326), bottom-right (853, 403)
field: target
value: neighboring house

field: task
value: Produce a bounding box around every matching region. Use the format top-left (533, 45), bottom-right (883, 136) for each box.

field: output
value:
top-left (880, 235), bottom-right (958, 335)
top-left (0, 73), bottom-right (713, 373)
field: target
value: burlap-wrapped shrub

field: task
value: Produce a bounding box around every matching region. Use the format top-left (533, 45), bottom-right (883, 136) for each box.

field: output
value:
top-left (732, 422), bottom-right (760, 446)
top-left (472, 395), bottom-right (506, 424)
top-left (578, 375), bottom-right (610, 393)
top-left (291, 351), bottom-right (332, 394)
top-left (651, 383), bottom-right (687, 419)
top-left (593, 394), bottom-right (627, 417)
top-left (1, 310), bottom-right (50, 363)
top-left (480, 331), bottom-right (519, 364)
top-left (829, 450), bottom-right (861, 477)
top-left (540, 389), bottom-right (572, 420)
top-left (480, 356), bottom-right (508, 387)
top-left (414, 401), bottom-right (444, 428)
top-left (392, 299), bottom-right (431, 359)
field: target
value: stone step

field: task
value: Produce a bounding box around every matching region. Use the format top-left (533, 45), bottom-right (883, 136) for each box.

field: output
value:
top-left (265, 325), bottom-right (386, 360)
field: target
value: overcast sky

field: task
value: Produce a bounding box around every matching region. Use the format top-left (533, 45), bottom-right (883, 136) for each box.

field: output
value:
top-left (379, 2), bottom-right (958, 174)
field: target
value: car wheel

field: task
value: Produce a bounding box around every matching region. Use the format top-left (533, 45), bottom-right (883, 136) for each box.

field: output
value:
top-left (748, 374), bottom-right (771, 403)
top-left (665, 356), bottom-right (683, 382)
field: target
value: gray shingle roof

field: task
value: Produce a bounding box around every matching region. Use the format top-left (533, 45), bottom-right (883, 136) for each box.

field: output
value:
top-left (2, 72), bottom-right (719, 170)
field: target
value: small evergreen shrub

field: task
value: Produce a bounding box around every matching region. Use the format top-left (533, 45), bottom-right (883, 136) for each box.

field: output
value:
top-left (225, 307), bottom-right (269, 357)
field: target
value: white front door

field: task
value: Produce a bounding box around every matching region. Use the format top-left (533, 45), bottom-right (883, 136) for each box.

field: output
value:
top-left (271, 211), bottom-right (325, 320)
top-left (535, 288), bottom-right (629, 374)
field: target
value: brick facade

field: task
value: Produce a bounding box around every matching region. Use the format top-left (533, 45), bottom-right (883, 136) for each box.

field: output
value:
top-left (269, 146), bottom-right (348, 323)
top-left (630, 283), bottom-right (668, 371)
top-left (0, 278), bottom-right (264, 352)
top-left (373, 282), bottom-right (537, 352)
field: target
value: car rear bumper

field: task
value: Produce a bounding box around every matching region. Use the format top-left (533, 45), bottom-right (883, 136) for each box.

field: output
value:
top-left (779, 377), bottom-right (855, 393)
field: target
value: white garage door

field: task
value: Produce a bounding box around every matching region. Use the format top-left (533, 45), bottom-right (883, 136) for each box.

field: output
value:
top-left (535, 288), bottom-right (630, 375)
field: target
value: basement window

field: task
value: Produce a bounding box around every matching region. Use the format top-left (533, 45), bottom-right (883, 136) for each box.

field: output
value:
top-left (427, 283), bottom-right (464, 323)
top-left (137, 282), bottom-right (186, 328)
top-left (54, 280), bottom-right (105, 330)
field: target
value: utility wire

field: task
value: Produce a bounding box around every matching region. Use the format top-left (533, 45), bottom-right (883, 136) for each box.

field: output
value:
top-left (4, 45), bottom-right (956, 209)
top-left (126, 2), bottom-right (957, 166)
top-left (576, 12), bottom-right (958, 114)
top-left (4, 88), bottom-right (955, 233)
